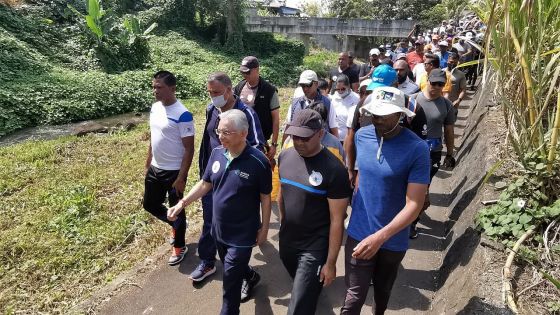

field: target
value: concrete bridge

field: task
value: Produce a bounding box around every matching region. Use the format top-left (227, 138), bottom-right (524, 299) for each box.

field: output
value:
top-left (245, 9), bottom-right (416, 56)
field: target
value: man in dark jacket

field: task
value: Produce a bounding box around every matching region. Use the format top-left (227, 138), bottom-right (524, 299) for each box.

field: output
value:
top-left (234, 56), bottom-right (280, 162)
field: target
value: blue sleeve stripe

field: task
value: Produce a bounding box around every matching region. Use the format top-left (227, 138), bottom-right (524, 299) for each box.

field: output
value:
top-left (179, 111), bottom-right (194, 123)
top-left (245, 108), bottom-right (261, 148)
top-left (280, 178), bottom-right (327, 195)
top-left (167, 117), bottom-right (179, 123)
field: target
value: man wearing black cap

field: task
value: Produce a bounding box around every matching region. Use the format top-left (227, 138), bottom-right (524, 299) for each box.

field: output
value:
top-left (409, 68), bottom-right (457, 239)
top-left (277, 109), bottom-right (352, 315)
top-left (234, 56), bottom-right (281, 162)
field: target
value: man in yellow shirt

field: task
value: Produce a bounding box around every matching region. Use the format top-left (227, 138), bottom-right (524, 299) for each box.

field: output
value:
top-left (418, 53), bottom-right (451, 98)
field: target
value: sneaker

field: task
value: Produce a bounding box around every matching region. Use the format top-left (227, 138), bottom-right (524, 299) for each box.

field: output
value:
top-left (189, 262), bottom-right (216, 282)
top-left (409, 224), bottom-right (419, 239)
top-left (169, 228), bottom-right (176, 246)
top-left (241, 271), bottom-right (261, 302)
top-left (168, 246), bottom-right (187, 266)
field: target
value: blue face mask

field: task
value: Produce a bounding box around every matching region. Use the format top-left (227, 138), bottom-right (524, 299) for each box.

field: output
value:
top-left (337, 89), bottom-right (351, 99)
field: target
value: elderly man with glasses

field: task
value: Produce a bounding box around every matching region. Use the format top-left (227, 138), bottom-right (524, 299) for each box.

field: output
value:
top-left (277, 108), bottom-right (352, 315)
top-left (168, 109), bottom-right (272, 315)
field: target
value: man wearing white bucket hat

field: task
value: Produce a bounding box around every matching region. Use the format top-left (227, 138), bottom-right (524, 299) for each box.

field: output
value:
top-left (341, 86), bottom-right (430, 315)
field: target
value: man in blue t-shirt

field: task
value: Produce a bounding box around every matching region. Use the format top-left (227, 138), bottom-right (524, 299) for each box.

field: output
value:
top-left (168, 109), bottom-right (272, 315)
top-left (341, 87), bottom-right (430, 315)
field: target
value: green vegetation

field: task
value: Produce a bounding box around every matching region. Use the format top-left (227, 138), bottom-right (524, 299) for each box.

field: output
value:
top-left (0, 4), bottom-right (305, 137)
top-left (302, 49), bottom-right (339, 80)
top-left (473, 0), bottom-right (560, 309)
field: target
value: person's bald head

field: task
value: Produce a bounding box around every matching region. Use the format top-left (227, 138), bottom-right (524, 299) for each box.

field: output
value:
top-left (338, 52), bottom-right (349, 69)
top-left (393, 60), bottom-right (409, 79)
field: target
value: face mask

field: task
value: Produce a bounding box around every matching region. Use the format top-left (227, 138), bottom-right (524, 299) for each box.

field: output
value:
top-left (338, 89), bottom-right (351, 99)
top-left (211, 94), bottom-right (227, 108)
top-left (448, 63), bottom-right (457, 71)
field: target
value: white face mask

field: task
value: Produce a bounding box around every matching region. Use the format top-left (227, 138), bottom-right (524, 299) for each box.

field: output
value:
top-left (338, 89), bottom-right (351, 99)
top-left (211, 94), bottom-right (227, 108)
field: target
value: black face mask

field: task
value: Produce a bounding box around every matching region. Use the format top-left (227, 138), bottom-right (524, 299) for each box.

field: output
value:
top-left (448, 63), bottom-right (457, 70)
top-left (398, 74), bottom-right (407, 84)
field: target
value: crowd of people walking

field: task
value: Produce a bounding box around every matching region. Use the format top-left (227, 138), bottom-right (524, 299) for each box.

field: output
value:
top-left (142, 15), bottom-right (483, 315)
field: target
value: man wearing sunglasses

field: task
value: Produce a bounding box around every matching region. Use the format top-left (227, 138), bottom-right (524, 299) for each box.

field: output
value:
top-left (409, 68), bottom-right (457, 239)
top-left (277, 109), bottom-right (352, 315)
top-left (284, 70), bottom-right (338, 144)
top-left (418, 53), bottom-right (452, 98)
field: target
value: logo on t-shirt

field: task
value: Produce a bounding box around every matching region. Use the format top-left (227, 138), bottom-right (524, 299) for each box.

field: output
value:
top-left (212, 161), bottom-right (220, 173)
top-left (332, 75), bottom-right (338, 82)
top-left (309, 171), bottom-right (323, 186)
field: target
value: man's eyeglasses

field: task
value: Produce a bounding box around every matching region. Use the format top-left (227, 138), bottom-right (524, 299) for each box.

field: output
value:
top-left (215, 129), bottom-right (238, 136)
top-left (292, 130), bottom-right (319, 142)
top-left (424, 62), bottom-right (434, 67)
top-left (429, 81), bottom-right (445, 87)
top-left (299, 82), bottom-right (314, 89)
top-left (335, 87), bottom-right (347, 92)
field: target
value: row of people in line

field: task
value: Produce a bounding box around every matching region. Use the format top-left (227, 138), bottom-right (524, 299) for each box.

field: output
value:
top-left (143, 48), bottom-right (461, 314)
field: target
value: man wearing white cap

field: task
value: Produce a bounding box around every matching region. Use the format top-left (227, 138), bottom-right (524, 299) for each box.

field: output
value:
top-left (436, 40), bottom-right (450, 69)
top-left (340, 86), bottom-right (430, 315)
top-left (358, 49), bottom-right (380, 82)
top-left (284, 70), bottom-right (338, 144)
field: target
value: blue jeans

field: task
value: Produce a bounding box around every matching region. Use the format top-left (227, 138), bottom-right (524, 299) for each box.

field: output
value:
top-left (216, 242), bottom-right (254, 315)
top-left (198, 192), bottom-right (217, 265)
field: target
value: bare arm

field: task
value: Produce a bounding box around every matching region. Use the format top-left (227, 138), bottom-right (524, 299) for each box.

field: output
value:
top-left (268, 109), bottom-right (280, 159)
top-left (453, 88), bottom-right (466, 108)
top-left (344, 128), bottom-right (357, 185)
top-left (167, 179), bottom-right (212, 220)
top-left (320, 197), bottom-right (348, 286)
top-left (444, 124), bottom-right (455, 156)
top-left (352, 183), bottom-right (427, 259)
top-left (256, 193), bottom-right (272, 245)
top-left (172, 136), bottom-right (195, 195)
top-left (329, 127), bottom-right (339, 139)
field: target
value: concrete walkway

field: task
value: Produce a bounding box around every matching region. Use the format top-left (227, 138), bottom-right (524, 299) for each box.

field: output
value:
top-left (96, 91), bottom-right (477, 315)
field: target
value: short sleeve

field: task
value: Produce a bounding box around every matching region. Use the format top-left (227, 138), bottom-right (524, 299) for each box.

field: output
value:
top-left (408, 142), bottom-right (431, 184)
top-left (202, 150), bottom-right (216, 183)
top-left (178, 111), bottom-right (195, 138)
top-left (444, 99), bottom-right (457, 125)
top-left (459, 74), bottom-right (467, 90)
top-left (257, 156), bottom-right (273, 195)
top-left (346, 105), bottom-right (356, 128)
top-left (270, 92), bottom-right (280, 111)
top-left (327, 162), bottom-right (352, 199)
top-left (327, 102), bottom-right (338, 129)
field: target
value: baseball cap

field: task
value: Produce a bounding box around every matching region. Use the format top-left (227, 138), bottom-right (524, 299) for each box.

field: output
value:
top-left (359, 79), bottom-right (372, 89)
top-left (284, 109), bottom-right (323, 137)
top-left (369, 48), bottom-right (381, 56)
top-left (385, 44), bottom-right (391, 49)
top-left (298, 70), bottom-right (318, 85)
top-left (396, 52), bottom-right (407, 60)
top-left (414, 39), bottom-right (424, 45)
top-left (438, 40), bottom-right (449, 47)
top-left (239, 56), bottom-right (259, 73)
top-left (429, 69), bottom-right (447, 83)
top-left (360, 86), bottom-right (415, 118)
top-left (367, 64), bottom-right (397, 91)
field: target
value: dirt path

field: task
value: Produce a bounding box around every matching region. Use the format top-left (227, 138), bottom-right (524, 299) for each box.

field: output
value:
top-left (91, 91), bottom-right (477, 315)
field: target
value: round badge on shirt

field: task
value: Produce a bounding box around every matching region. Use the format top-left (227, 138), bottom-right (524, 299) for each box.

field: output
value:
top-left (212, 161), bottom-right (221, 173)
top-left (247, 94), bottom-right (254, 102)
top-left (309, 171), bottom-right (323, 186)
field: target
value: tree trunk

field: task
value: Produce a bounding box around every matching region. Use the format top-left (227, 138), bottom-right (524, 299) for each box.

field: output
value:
top-left (225, 0), bottom-right (243, 49)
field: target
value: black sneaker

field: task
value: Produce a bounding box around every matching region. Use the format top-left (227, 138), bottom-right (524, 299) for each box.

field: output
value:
top-left (409, 224), bottom-right (419, 239)
top-left (240, 271), bottom-right (261, 302)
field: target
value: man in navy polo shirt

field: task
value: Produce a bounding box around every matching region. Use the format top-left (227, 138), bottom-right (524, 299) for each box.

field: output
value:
top-left (278, 109), bottom-right (352, 315)
top-left (193, 72), bottom-right (266, 283)
top-left (168, 109), bottom-right (272, 315)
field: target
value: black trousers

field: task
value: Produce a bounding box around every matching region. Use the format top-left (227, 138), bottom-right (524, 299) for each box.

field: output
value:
top-left (279, 244), bottom-right (327, 315)
top-left (341, 236), bottom-right (406, 315)
top-left (216, 242), bottom-right (254, 315)
top-left (143, 165), bottom-right (186, 248)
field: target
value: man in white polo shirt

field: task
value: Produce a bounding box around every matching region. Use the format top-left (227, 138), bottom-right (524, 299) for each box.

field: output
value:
top-left (143, 70), bottom-right (195, 266)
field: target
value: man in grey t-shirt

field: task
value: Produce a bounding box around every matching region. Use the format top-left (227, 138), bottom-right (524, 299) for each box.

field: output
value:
top-left (410, 69), bottom-right (456, 238)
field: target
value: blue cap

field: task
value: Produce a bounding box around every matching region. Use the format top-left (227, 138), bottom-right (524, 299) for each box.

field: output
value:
top-left (367, 64), bottom-right (398, 91)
